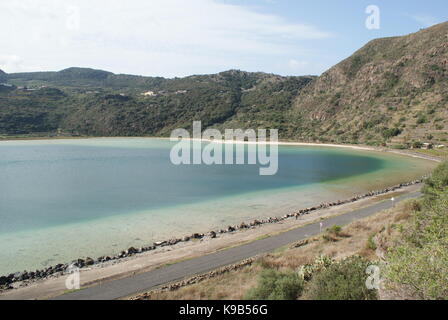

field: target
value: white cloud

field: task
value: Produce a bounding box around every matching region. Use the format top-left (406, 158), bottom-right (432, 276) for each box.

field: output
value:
top-left (0, 0), bottom-right (330, 76)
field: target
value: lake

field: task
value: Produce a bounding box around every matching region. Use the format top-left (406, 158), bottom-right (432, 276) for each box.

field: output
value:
top-left (0, 138), bottom-right (433, 275)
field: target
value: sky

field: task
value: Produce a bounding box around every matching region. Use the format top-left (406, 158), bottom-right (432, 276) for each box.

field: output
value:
top-left (0, 0), bottom-right (446, 78)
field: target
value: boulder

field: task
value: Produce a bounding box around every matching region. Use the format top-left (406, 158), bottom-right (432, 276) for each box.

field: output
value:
top-left (168, 239), bottom-right (180, 246)
top-left (85, 257), bottom-right (95, 266)
top-left (239, 222), bottom-right (248, 229)
top-left (0, 276), bottom-right (9, 286)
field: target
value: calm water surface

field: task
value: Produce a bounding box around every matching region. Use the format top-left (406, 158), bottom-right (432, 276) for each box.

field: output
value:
top-left (0, 139), bottom-right (434, 274)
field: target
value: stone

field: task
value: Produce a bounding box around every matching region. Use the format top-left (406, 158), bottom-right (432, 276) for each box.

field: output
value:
top-left (0, 276), bottom-right (9, 286)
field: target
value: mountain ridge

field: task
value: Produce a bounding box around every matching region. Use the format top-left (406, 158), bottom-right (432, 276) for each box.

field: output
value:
top-left (0, 22), bottom-right (447, 146)
top-left (291, 21), bottom-right (448, 145)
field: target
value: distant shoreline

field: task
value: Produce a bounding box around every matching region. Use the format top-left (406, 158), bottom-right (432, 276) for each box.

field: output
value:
top-left (0, 135), bottom-right (442, 163)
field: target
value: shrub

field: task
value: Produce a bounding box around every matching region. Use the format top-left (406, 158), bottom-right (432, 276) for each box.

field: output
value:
top-left (423, 161), bottom-right (448, 197)
top-left (382, 127), bottom-right (402, 139)
top-left (417, 116), bottom-right (428, 125)
top-left (245, 269), bottom-right (304, 300)
top-left (385, 162), bottom-right (448, 300)
top-left (385, 193), bottom-right (448, 299)
top-left (367, 234), bottom-right (377, 251)
top-left (323, 225), bottom-right (344, 242)
top-left (413, 141), bottom-right (424, 149)
top-left (328, 225), bottom-right (342, 235)
top-left (297, 255), bottom-right (334, 282)
top-left (304, 256), bottom-right (378, 300)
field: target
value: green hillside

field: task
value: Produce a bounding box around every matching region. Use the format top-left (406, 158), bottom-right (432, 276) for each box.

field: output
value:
top-left (0, 22), bottom-right (447, 144)
top-left (0, 69), bottom-right (314, 136)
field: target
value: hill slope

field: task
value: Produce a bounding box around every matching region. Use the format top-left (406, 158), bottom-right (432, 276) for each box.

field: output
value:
top-left (0, 22), bottom-right (447, 142)
top-left (291, 22), bottom-right (448, 146)
top-left (0, 69), bottom-right (314, 136)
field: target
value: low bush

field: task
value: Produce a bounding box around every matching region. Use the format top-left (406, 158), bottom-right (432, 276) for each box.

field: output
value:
top-left (385, 161), bottom-right (448, 300)
top-left (423, 161), bottom-right (448, 197)
top-left (245, 269), bottom-right (304, 300)
top-left (303, 256), bottom-right (378, 300)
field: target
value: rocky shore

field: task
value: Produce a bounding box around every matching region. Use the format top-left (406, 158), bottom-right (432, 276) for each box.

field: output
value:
top-left (0, 177), bottom-right (426, 292)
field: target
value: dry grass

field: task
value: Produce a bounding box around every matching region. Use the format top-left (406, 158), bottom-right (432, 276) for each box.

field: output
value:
top-left (148, 264), bottom-right (262, 300)
top-left (412, 148), bottom-right (448, 159)
top-left (140, 200), bottom-right (415, 300)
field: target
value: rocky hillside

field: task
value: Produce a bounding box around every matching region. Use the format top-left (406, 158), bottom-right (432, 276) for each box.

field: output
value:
top-left (0, 22), bottom-right (447, 143)
top-left (291, 22), bottom-right (448, 146)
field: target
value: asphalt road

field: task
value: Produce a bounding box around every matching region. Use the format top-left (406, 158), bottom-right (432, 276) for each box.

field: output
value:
top-left (54, 191), bottom-right (421, 300)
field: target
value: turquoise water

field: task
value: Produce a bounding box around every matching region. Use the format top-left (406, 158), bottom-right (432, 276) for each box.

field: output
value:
top-left (0, 138), bottom-right (433, 275)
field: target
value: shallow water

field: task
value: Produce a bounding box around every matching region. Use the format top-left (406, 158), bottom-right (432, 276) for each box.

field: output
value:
top-left (0, 138), bottom-right (434, 275)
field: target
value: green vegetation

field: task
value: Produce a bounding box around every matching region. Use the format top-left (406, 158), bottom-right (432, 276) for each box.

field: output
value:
top-left (1, 23), bottom-right (447, 145)
top-left (385, 161), bottom-right (448, 300)
top-left (245, 269), bottom-right (304, 300)
top-left (367, 234), bottom-right (377, 250)
top-left (303, 256), bottom-right (378, 300)
top-left (0, 69), bottom-right (314, 137)
top-left (248, 254), bottom-right (378, 300)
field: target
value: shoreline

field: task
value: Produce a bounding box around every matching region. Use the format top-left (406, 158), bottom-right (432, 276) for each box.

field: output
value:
top-left (0, 135), bottom-right (442, 163)
top-left (0, 177), bottom-right (427, 298)
top-left (0, 136), bottom-right (439, 299)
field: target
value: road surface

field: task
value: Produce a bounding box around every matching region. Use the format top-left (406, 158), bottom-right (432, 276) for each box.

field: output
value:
top-left (54, 191), bottom-right (421, 300)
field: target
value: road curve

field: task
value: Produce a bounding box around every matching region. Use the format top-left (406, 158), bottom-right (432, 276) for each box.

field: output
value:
top-left (54, 191), bottom-right (421, 300)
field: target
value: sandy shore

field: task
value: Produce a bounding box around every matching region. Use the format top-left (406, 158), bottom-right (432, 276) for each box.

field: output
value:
top-left (1, 136), bottom-right (441, 163)
top-left (0, 183), bottom-right (422, 300)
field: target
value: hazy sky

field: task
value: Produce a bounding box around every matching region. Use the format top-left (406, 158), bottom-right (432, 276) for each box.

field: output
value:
top-left (0, 0), bottom-right (446, 77)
